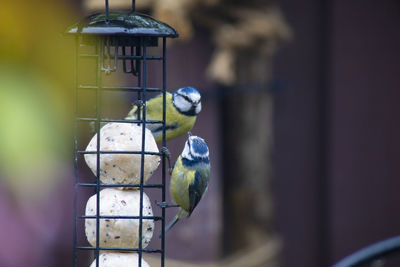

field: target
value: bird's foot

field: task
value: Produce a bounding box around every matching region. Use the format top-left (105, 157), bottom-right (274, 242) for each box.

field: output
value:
top-left (161, 147), bottom-right (172, 173)
top-left (156, 201), bottom-right (179, 209)
top-left (132, 99), bottom-right (144, 107)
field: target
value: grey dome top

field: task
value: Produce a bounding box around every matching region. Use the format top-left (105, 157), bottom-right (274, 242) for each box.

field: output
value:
top-left (65, 12), bottom-right (178, 37)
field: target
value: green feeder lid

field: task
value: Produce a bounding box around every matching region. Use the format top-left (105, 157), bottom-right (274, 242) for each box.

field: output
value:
top-left (65, 12), bottom-right (178, 38)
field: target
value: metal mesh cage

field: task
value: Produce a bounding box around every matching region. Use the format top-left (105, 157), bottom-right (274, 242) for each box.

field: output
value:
top-left (68, 1), bottom-right (178, 266)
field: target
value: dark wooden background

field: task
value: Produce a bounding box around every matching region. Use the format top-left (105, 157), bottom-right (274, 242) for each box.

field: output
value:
top-left (273, 0), bottom-right (400, 266)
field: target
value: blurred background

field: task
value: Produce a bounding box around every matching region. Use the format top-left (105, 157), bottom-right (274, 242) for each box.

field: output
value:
top-left (0, 0), bottom-right (399, 266)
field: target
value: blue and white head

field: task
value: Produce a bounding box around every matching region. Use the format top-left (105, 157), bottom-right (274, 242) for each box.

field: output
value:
top-left (181, 134), bottom-right (210, 166)
top-left (172, 87), bottom-right (202, 116)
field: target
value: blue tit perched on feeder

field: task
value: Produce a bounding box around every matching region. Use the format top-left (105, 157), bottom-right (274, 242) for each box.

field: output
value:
top-left (165, 133), bottom-right (211, 233)
top-left (125, 87), bottom-right (202, 143)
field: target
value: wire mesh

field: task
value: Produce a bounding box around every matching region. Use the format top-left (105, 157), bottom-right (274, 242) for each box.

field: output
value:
top-left (72, 34), bottom-right (169, 267)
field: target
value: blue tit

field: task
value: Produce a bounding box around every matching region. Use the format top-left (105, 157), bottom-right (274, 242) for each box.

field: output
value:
top-left (165, 134), bottom-right (211, 233)
top-left (125, 87), bottom-right (202, 143)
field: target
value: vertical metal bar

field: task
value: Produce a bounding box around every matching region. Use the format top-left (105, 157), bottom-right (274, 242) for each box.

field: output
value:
top-left (95, 37), bottom-right (103, 267)
top-left (105, 0), bottom-right (109, 23)
top-left (107, 38), bottom-right (111, 64)
top-left (130, 46), bottom-right (135, 75)
top-left (73, 35), bottom-right (79, 267)
top-left (138, 37), bottom-right (147, 267)
top-left (161, 37), bottom-right (167, 267)
top-left (132, 0), bottom-right (136, 12)
top-left (113, 40), bottom-right (118, 72)
top-left (122, 46), bottom-right (128, 73)
top-left (136, 44), bottom-right (142, 120)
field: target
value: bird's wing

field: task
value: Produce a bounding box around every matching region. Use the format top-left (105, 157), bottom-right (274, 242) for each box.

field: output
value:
top-left (125, 104), bottom-right (138, 120)
top-left (188, 167), bottom-right (210, 214)
top-left (125, 93), bottom-right (171, 121)
top-left (146, 93), bottom-right (172, 120)
top-left (144, 94), bottom-right (164, 133)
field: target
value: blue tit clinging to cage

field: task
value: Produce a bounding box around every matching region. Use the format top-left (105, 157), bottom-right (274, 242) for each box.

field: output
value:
top-left (125, 87), bottom-right (201, 143)
top-left (165, 133), bottom-right (211, 234)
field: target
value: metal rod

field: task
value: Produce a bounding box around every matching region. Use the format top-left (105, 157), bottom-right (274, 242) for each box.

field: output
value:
top-left (138, 37), bottom-right (147, 267)
top-left (107, 38), bottom-right (111, 66)
top-left (113, 41), bottom-right (118, 71)
top-left (77, 150), bottom-right (161, 155)
top-left (80, 54), bottom-right (163, 61)
top-left (77, 85), bottom-right (162, 92)
top-left (121, 45), bottom-right (137, 75)
top-left (80, 215), bottom-right (163, 220)
top-left (95, 37), bottom-right (103, 267)
top-left (132, 0), bottom-right (136, 12)
top-left (72, 35), bottom-right (79, 267)
top-left (161, 37), bottom-right (167, 267)
top-left (122, 46), bottom-right (128, 73)
top-left (118, 55), bottom-right (162, 60)
top-left (76, 246), bottom-right (162, 253)
top-left (105, 0), bottom-right (109, 23)
top-left (131, 46), bottom-right (136, 76)
top-left (75, 118), bottom-right (163, 124)
top-left (137, 45), bottom-right (143, 120)
top-left (100, 38), bottom-right (118, 73)
top-left (137, 44), bottom-right (142, 121)
top-left (77, 183), bottom-right (163, 188)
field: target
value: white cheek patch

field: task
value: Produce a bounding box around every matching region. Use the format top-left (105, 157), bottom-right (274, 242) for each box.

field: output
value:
top-left (181, 141), bottom-right (193, 160)
top-left (173, 95), bottom-right (192, 112)
top-left (195, 102), bottom-right (202, 114)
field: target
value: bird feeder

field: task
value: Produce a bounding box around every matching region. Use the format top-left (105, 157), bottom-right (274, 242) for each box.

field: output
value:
top-left (65, 0), bottom-right (178, 266)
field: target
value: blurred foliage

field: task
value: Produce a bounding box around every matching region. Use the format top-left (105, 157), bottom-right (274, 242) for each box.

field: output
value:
top-left (0, 0), bottom-right (77, 200)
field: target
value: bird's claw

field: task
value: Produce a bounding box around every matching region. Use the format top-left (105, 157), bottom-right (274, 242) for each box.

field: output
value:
top-left (161, 147), bottom-right (171, 157)
top-left (156, 201), bottom-right (179, 208)
top-left (132, 99), bottom-right (144, 107)
top-left (161, 147), bottom-right (172, 172)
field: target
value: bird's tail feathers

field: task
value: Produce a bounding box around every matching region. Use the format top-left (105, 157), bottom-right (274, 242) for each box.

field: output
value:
top-left (161, 209), bottom-right (188, 238)
top-left (164, 216), bottom-right (180, 235)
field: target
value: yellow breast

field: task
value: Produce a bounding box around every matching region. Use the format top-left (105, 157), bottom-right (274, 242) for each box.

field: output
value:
top-left (169, 156), bottom-right (196, 212)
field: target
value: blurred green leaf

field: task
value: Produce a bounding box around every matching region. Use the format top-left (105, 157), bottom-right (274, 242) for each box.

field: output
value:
top-left (0, 65), bottom-right (70, 199)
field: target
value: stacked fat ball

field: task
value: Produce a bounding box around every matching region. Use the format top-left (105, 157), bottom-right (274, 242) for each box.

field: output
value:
top-left (85, 123), bottom-right (160, 186)
top-left (84, 122), bottom-right (160, 266)
top-left (89, 252), bottom-right (150, 267)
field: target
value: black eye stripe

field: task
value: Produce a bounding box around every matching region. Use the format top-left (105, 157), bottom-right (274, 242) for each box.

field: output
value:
top-left (182, 94), bottom-right (192, 103)
top-left (178, 93), bottom-right (199, 104)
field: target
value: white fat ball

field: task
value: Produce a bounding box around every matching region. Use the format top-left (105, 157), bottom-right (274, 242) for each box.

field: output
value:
top-left (85, 123), bottom-right (160, 186)
top-left (85, 188), bottom-right (154, 249)
top-left (90, 252), bottom-right (150, 267)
